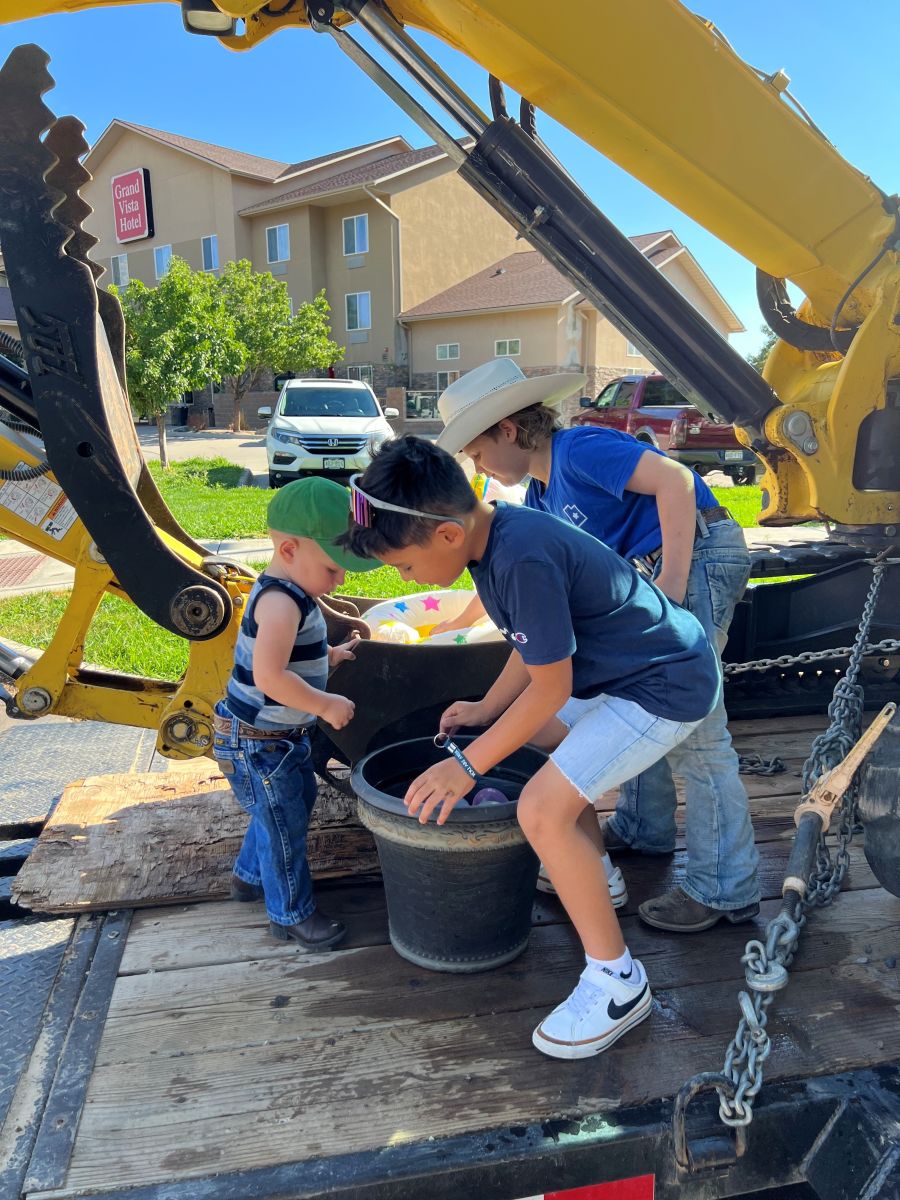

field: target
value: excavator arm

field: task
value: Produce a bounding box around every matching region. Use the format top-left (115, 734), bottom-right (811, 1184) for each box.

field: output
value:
top-left (0, 0), bottom-right (898, 766)
top-left (4, 0), bottom-right (897, 532)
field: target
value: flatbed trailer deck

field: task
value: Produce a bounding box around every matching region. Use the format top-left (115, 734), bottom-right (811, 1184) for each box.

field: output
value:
top-left (2, 711), bottom-right (900, 1200)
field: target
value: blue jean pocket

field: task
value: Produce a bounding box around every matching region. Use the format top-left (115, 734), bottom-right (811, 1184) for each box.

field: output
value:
top-left (248, 738), bottom-right (311, 788)
top-left (704, 559), bottom-right (751, 636)
top-left (214, 741), bottom-right (255, 810)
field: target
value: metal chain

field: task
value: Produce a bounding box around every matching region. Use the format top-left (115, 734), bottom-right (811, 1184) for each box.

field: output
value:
top-left (738, 752), bottom-right (785, 776)
top-left (714, 562), bottom-right (886, 1128)
top-left (723, 636), bottom-right (900, 677)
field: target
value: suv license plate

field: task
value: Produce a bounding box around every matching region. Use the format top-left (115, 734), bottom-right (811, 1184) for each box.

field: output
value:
top-left (323, 457), bottom-right (345, 470)
top-left (724, 450), bottom-right (744, 461)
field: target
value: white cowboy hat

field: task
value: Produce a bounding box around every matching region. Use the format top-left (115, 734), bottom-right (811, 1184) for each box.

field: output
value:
top-left (434, 359), bottom-right (587, 456)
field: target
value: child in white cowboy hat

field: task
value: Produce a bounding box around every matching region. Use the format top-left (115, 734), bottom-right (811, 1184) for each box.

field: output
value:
top-left (433, 358), bottom-right (760, 934)
top-left (339, 434), bottom-right (719, 1059)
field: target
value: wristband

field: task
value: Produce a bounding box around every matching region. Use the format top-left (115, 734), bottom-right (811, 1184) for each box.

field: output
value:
top-left (433, 732), bottom-right (478, 781)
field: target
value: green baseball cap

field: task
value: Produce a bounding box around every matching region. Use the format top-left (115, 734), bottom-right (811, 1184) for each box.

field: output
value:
top-left (267, 477), bottom-right (378, 573)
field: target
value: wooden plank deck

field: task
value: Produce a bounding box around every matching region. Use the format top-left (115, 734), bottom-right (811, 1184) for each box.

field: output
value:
top-left (27, 715), bottom-right (900, 1198)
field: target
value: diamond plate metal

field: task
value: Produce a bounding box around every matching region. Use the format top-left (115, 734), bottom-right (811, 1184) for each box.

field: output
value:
top-left (0, 837), bottom-right (35, 871)
top-left (0, 721), bottom-right (156, 830)
top-left (0, 916), bottom-right (73, 1130)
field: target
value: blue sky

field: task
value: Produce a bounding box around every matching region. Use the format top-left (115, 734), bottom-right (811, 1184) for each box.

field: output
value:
top-left (3, 1), bottom-right (897, 357)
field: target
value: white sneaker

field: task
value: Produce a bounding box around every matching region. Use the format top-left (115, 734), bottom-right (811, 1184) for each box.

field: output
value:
top-left (532, 961), bottom-right (652, 1060)
top-left (536, 863), bottom-right (628, 909)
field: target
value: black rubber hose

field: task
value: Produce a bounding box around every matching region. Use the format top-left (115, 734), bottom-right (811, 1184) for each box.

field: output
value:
top-left (0, 352), bottom-right (38, 429)
top-left (756, 270), bottom-right (855, 355)
top-left (488, 75), bottom-right (507, 121)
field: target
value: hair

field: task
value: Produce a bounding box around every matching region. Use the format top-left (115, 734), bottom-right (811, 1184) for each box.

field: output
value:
top-left (485, 402), bottom-right (561, 451)
top-left (337, 435), bottom-right (477, 558)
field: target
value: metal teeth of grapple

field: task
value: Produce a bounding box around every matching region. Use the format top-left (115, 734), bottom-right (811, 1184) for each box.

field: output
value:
top-left (44, 116), bottom-right (102, 282)
top-left (0, 45), bottom-right (69, 268)
top-left (40, 102), bottom-right (127, 388)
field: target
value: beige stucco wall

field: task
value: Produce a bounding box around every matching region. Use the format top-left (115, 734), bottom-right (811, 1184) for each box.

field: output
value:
top-left (392, 169), bottom-right (521, 311)
top-left (247, 207), bottom-right (317, 308)
top-left (407, 307), bottom-right (564, 381)
top-left (660, 255), bottom-right (733, 334)
top-left (85, 135), bottom-right (242, 287)
top-left (323, 197), bottom-right (397, 370)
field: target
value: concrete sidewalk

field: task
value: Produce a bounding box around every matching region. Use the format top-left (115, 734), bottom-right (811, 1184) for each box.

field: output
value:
top-left (0, 537), bottom-right (272, 601)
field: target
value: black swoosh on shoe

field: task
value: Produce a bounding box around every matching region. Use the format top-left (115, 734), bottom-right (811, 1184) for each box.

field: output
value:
top-left (607, 983), bottom-right (649, 1021)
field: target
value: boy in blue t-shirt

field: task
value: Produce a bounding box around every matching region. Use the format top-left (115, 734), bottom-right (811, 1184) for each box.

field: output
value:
top-left (432, 358), bottom-right (760, 933)
top-left (340, 435), bottom-right (719, 1061)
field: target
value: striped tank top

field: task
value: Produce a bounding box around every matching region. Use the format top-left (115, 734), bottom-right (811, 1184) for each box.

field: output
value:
top-left (225, 574), bottom-right (328, 730)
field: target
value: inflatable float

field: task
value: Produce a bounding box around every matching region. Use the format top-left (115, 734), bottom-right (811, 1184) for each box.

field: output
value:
top-left (366, 589), bottom-right (503, 646)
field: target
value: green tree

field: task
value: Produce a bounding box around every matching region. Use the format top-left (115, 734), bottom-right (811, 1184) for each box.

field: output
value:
top-left (112, 257), bottom-right (234, 467)
top-left (216, 260), bottom-right (343, 432)
top-left (746, 325), bottom-right (777, 374)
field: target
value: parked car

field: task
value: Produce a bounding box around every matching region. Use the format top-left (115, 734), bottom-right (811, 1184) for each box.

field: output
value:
top-left (571, 373), bottom-right (760, 484)
top-left (259, 378), bottom-right (399, 488)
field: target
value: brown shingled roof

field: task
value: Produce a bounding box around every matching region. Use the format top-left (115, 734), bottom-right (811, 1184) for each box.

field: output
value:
top-left (401, 238), bottom-right (678, 319)
top-left (116, 121), bottom-right (290, 181)
top-left (239, 144), bottom-right (447, 214)
top-left (401, 251), bottom-right (577, 319)
top-left (113, 125), bottom-right (410, 185)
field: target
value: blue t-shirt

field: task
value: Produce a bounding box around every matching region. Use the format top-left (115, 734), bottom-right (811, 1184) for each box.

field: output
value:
top-left (470, 504), bottom-right (718, 722)
top-left (524, 426), bottom-right (717, 560)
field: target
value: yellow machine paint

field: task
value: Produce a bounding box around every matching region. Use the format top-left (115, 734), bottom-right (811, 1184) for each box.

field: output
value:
top-left (0, 0), bottom-right (898, 752)
top-left (2, 0), bottom-right (896, 531)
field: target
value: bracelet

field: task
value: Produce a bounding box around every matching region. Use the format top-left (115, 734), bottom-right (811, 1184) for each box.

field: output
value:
top-left (433, 732), bottom-right (478, 781)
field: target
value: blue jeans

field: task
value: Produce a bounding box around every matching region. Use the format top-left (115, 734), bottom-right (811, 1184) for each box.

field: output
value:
top-left (609, 519), bottom-right (760, 910)
top-left (213, 702), bottom-right (319, 926)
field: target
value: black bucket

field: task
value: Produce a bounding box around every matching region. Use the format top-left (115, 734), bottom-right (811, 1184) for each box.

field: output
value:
top-left (351, 736), bottom-right (545, 973)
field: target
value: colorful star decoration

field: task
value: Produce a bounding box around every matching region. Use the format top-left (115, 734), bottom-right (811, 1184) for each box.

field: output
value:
top-left (393, 601), bottom-right (409, 613)
top-left (423, 595), bottom-right (441, 611)
top-left (454, 634), bottom-right (467, 644)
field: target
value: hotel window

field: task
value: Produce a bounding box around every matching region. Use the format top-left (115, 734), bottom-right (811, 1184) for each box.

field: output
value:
top-left (266, 224), bottom-right (290, 264)
top-left (201, 234), bottom-right (219, 271)
top-left (346, 364), bottom-right (374, 385)
top-left (346, 291), bottom-right (371, 331)
top-left (154, 244), bottom-right (172, 280)
top-left (436, 370), bottom-right (460, 391)
top-left (494, 338), bottom-right (521, 357)
top-left (436, 343), bottom-right (460, 361)
top-left (343, 214), bottom-right (369, 256)
top-left (110, 253), bottom-right (129, 287)
top-left (626, 340), bottom-right (642, 357)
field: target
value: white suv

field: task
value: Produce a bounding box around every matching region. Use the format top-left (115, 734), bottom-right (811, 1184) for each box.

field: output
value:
top-left (259, 378), bottom-right (399, 488)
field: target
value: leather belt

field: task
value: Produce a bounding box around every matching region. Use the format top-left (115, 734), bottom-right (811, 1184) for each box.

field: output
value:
top-left (213, 713), bottom-right (311, 741)
top-left (633, 505), bottom-right (734, 574)
top-left (698, 504), bottom-right (733, 525)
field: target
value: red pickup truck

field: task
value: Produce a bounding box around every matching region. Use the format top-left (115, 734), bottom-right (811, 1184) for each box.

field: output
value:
top-left (571, 373), bottom-right (760, 484)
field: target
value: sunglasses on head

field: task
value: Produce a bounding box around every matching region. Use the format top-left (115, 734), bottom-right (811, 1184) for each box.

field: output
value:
top-left (349, 474), bottom-right (463, 529)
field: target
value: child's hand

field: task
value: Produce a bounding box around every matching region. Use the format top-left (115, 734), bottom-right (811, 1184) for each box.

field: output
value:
top-left (405, 757), bottom-right (475, 825)
top-left (653, 571), bottom-right (687, 605)
top-left (328, 634), bottom-right (360, 668)
top-left (320, 693), bottom-right (356, 729)
top-left (430, 614), bottom-right (467, 637)
top-left (439, 699), bottom-right (490, 734)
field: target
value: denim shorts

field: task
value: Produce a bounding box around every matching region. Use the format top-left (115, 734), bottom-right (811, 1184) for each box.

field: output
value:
top-left (551, 692), bottom-right (700, 804)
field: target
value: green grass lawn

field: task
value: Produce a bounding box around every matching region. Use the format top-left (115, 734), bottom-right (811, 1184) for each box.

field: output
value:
top-left (0, 465), bottom-right (764, 679)
top-left (149, 457), bottom-right (270, 539)
top-left (712, 484), bottom-right (760, 528)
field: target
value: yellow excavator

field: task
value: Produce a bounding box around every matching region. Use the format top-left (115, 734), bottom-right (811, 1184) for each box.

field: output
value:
top-left (0, 0), bottom-right (898, 768)
top-left (1, 5), bottom-right (899, 1194)
top-left (1, 0), bottom-right (899, 831)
